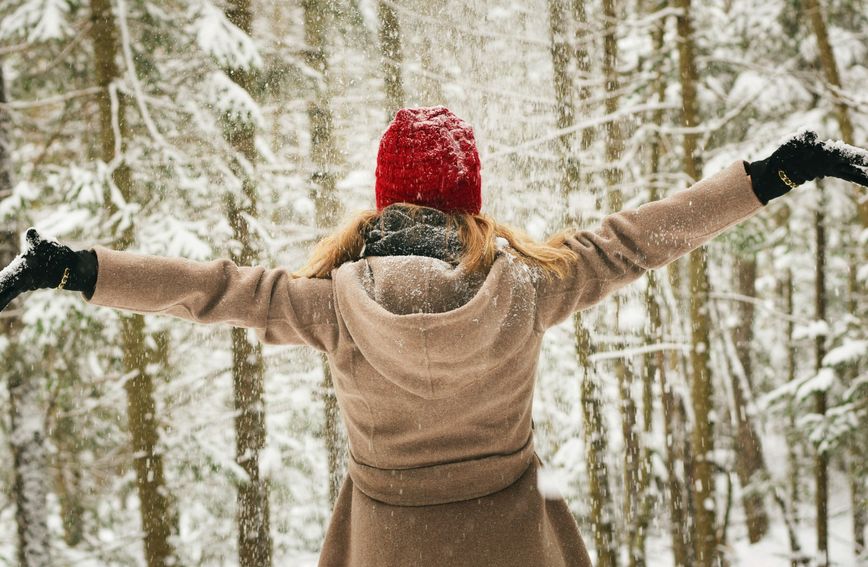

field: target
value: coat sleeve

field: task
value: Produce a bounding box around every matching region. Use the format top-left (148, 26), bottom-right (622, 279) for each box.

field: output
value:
top-left (86, 247), bottom-right (339, 351)
top-left (535, 160), bottom-right (764, 329)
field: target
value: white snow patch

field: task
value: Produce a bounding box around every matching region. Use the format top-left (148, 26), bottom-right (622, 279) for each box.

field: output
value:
top-left (823, 138), bottom-right (868, 165)
top-left (536, 467), bottom-right (568, 500)
top-left (337, 169), bottom-right (375, 191)
top-left (0, 0), bottom-right (71, 42)
top-left (618, 302), bottom-right (646, 332)
top-left (293, 195), bottom-right (316, 218)
top-left (0, 180), bottom-right (40, 219)
top-left (259, 446), bottom-right (282, 480)
top-left (823, 339), bottom-right (867, 366)
top-left (0, 254), bottom-right (26, 289)
top-left (195, 3), bottom-right (262, 70)
top-left (774, 127), bottom-right (816, 148)
top-left (205, 71), bottom-right (264, 128)
top-left (792, 319), bottom-right (830, 340)
top-left (796, 368), bottom-right (836, 401)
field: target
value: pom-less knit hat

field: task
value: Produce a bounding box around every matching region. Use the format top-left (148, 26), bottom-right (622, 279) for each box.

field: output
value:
top-left (375, 106), bottom-right (482, 214)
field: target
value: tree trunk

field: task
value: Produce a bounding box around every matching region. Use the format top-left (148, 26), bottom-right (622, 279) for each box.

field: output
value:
top-left (814, 183), bottom-right (829, 567)
top-left (548, 0), bottom-right (580, 200)
top-left (641, 7), bottom-right (683, 562)
top-left (576, 317), bottom-right (620, 567)
top-left (221, 2), bottom-right (274, 565)
top-left (90, 2), bottom-right (177, 565)
top-left (303, 0), bottom-right (345, 507)
top-left (1, 63), bottom-right (53, 567)
top-left (848, 454), bottom-right (866, 559)
top-left (600, 1), bottom-right (642, 561)
top-left (674, 0), bottom-right (717, 564)
top-left (571, 0), bottom-right (596, 154)
top-left (51, 372), bottom-right (86, 547)
top-left (638, 266), bottom-right (660, 566)
top-left (803, 0), bottom-right (855, 148)
top-left (378, 0), bottom-right (405, 119)
top-left (776, 206), bottom-right (808, 567)
top-left (803, 5), bottom-right (865, 557)
top-left (548, 3), bottom-right (618, 565)
top-left (846, 256), bottom-right (867, 559)
top-left (660, 361), bottom-right (693, 567)
top-left (732, 255), bottom-right (769, 542)
top-left (6, 344), bottom-right (52, 567)
top-left (555, 3), bottom-right (619, 562)
top-left (417, 0), bottom-right (447, 107)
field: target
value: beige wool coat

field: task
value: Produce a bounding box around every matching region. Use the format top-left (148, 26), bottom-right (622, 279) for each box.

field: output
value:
top-left (85, 161), bottom-right (763, 567)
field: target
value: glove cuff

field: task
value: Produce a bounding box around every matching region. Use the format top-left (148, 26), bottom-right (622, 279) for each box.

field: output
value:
top-left (62, 250), bottom-right (98, 298)
top-left (747, 157), bottom-right (793, 205)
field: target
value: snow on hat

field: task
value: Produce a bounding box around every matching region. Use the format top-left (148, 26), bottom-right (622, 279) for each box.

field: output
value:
top-left (375, 106), bottom-right (482, 214)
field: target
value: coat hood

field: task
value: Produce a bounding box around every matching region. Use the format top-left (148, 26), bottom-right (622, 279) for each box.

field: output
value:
top-left (332, 253), bottom-right (539, 400)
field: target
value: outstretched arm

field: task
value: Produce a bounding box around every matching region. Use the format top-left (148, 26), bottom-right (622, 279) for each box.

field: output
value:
top-left (535, 131), bottom-right (868, 329)
top-left (0, 231), bottom-right (338, 351)
top-left (86, 247), bottom-right (338, 350)
top-left (535, 160), bottom-right (761, 328)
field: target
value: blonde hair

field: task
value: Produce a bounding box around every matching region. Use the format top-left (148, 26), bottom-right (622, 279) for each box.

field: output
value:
top-left (292, 203), bottom-right (578, 280)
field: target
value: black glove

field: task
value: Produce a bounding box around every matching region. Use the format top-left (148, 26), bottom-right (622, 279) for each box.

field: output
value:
top-left (746, 130), bottom-right (868, 204)
top-left (0, 228), bottom-right (98, 313)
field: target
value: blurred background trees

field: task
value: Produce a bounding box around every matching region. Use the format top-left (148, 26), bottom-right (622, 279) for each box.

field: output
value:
top-left (0, 0), bottom-right (865, 565)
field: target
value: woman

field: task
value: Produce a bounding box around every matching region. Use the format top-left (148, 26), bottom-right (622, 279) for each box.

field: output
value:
top-left (1, 106), bottom-right (867, 567)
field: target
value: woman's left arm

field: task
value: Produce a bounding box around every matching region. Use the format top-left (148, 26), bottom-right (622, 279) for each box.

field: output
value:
top-left (535, 131), bottom-right (868, 329)
top-left (86, 247), bottom-right (339, 351)
top-left (535, 160), bottom-right (761, 329)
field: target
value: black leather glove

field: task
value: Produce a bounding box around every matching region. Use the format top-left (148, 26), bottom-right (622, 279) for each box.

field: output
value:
top-left (0, 228), bottom-right (98, 313)
top-left (746, 130), bottom-right (868, 204)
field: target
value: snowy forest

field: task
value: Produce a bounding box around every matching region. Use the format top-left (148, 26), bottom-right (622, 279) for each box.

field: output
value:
top-left (0, 0), bottom-right (866, 566)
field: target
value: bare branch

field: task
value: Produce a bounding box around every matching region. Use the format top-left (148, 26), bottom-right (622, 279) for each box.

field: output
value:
top-left (0, 87), bottom-right (101, 111)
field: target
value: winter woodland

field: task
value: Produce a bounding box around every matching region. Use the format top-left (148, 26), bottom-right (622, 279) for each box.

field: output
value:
top-left (0, 0), bottom-right (866, 566)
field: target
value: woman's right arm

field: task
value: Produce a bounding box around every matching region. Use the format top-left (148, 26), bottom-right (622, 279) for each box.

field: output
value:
top-left (0, 232), bottom-right (338, 351)
top-left (86, 247), bottom-right (339, 351)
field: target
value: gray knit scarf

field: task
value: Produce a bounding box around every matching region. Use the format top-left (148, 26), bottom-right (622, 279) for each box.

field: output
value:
top-left (362, 206), bottom-right (463, 265)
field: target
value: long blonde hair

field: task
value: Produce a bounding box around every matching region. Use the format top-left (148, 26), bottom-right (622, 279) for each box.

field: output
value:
top-left (292, 203), bottom-right (578, 280)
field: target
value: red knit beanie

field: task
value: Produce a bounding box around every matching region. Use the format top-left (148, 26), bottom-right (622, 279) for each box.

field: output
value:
top-left (375, 106), bottom-right (482, 214)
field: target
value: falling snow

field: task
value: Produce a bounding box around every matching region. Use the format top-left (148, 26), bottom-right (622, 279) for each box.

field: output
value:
top-left (0, 0), bottom-right (866, 566)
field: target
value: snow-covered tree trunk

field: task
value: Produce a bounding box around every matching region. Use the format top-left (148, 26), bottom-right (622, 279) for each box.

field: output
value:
top-left (51, 407), bottom-right (85, 547)
top-left (416, 0), bottom-right (446, 106)
top-left (302, 0), bottom-right (345, 507)
top-left (640, 5), bottom-right (669, 561)
top-left (575, 317), bottom-right (619, 567)
top-left (732, 254), bottom-right (770, 542)
top-left (813, 183), bottom-right (829, 567)
top-left (598, 1), bottom-right (643, 562)
top-left (89, 1), bottom-right (177, 565)
top-left (7, 354), bottom-right (53, 567)
top-left (803, 0), bottom-right (857, 158)
top-left (775, 205), bottom-right (809, 566)
top-left (571, 0), bottom-right (596, 154)
top-left (804, 3), bottom-right (865, 556)
top-left (547, 0), bottom-right (579, 200)
top-left (220, 2), bottom-right (274, 565)
top-left (377, 0), bottom-right (404, 119)
top-left (548, 3), bottom-right (618, 564)
top-left (1, 59), bottom-right (52, 567)
top-left (674, 0), bottom-right (718, 564)
top-left (644, 12), bottom-right (691, 560)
